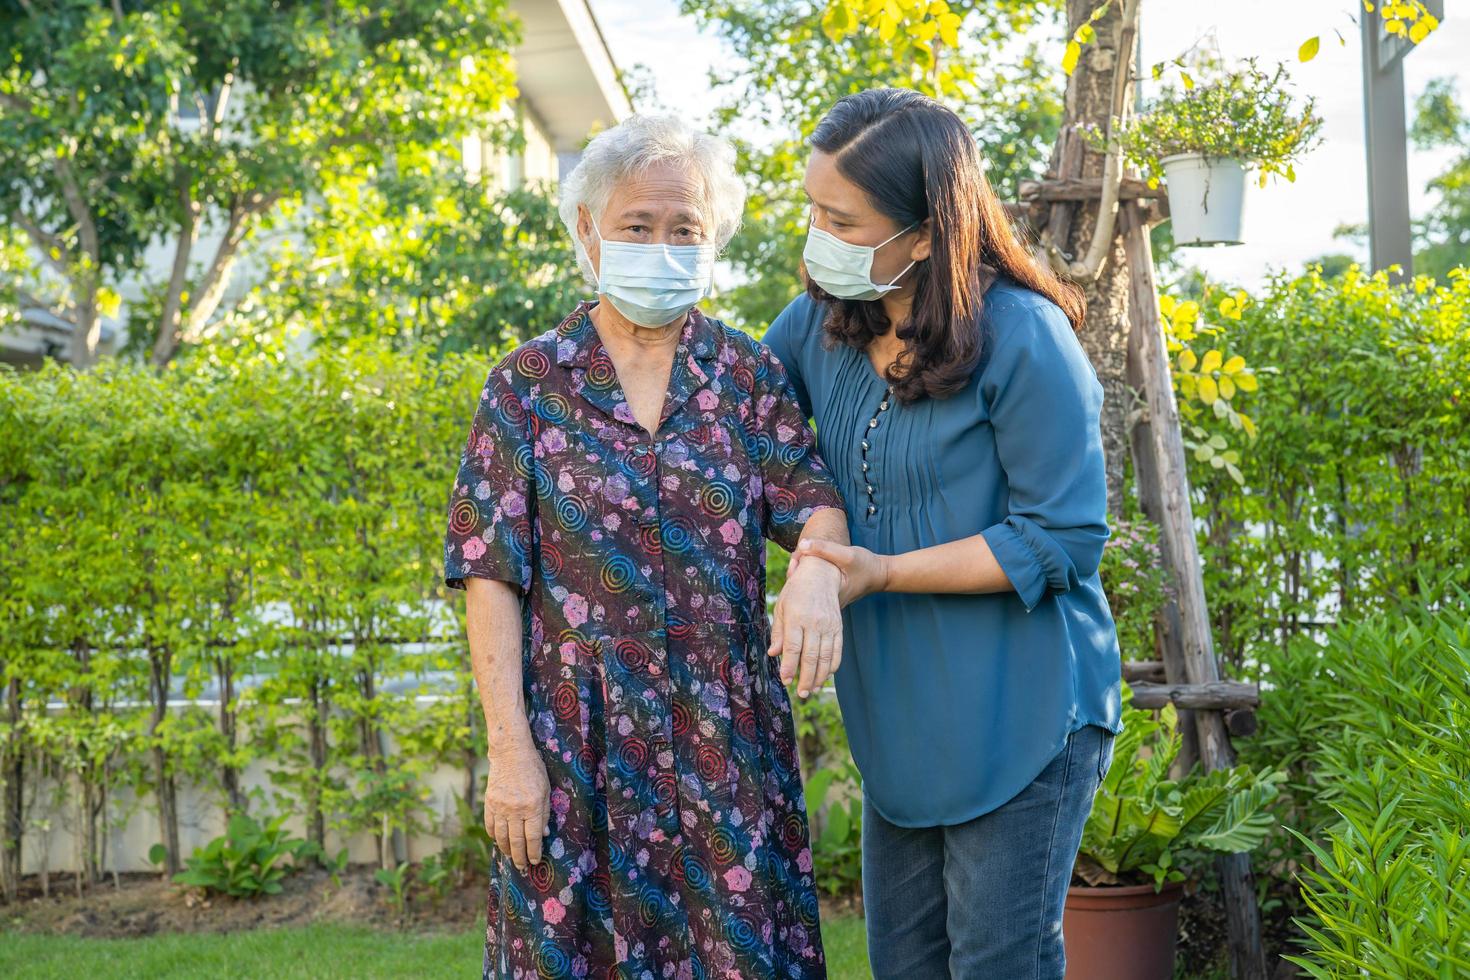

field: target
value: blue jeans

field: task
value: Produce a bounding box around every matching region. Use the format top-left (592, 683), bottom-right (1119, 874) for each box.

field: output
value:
top-left (861, 723), bottom-right (1116, 980)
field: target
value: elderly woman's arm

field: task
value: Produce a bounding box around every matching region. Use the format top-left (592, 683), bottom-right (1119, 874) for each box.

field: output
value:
top-left (445, 363), bottom-right (549, 873)
top-left (466, 578), bottom-right (549, 872)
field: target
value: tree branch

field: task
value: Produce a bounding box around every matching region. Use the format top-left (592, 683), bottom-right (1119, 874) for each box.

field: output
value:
top-left (151, 173), bottom-right (199, 366)
top-left (172, 192), bottom-right (281, 355)
top-left (10, 211), bottom-right (71, 278)
top-left (1064, 0), bottom-right (1140, 282)
top-left (51, 154), bottom-right (99, 269)
top-left (12, 286), bottom-right (71, 324)
top-left (51, 151), bottom-right (105, 365)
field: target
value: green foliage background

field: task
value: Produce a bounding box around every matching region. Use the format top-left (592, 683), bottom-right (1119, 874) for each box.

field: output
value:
top-left (677, 0), bottom-right (1064, 331)
top-left (1246, 603), bottom-right (1470, 977)
top-left (0, 338), bottom-right (488, 884)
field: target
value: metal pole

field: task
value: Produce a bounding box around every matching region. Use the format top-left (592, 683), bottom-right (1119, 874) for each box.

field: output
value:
top-left (1360, 10), bottom-right (1414, 278)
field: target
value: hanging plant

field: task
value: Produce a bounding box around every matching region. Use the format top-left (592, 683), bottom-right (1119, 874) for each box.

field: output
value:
top-left (1107, 59), bottom-right (1322, 245)
top-left (1118, 59), bottom-right (1322, 187)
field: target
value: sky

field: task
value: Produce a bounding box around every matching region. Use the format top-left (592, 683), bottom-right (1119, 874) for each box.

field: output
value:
top-left (586, 0), bottom-right (1468, 289)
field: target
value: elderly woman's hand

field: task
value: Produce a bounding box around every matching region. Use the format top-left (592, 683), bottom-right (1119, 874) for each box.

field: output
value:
top-left (790, 538), bottom-right (892, 607)
top-left (484, 739), bottom-right (551, 872)
top-left (768, 554), bottom-right (844, 699)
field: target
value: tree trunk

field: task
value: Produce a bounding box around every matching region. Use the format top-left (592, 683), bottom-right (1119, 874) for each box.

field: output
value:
top-left (355, 662), bottom-right (393, 871)
top-left (81, 768), bottom-right (99, 887)
top-left (216, 654), bottom-right (243, 814)
top-left (66, 292), bottom-right (102, 368)
top-left (149, 649), bottom-right (181, 875)
top-left (1056, 0), bottom-right (1134, 516)
top-left (308, 677), bottom-right (328, 851)
top-left (2, 677), bottom-right (23, 902)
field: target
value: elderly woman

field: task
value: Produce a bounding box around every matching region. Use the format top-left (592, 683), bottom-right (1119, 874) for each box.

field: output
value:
top-left (443, 114), bottom-right (848, 980)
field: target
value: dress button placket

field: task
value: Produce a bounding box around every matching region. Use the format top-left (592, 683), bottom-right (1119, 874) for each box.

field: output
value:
top-left (861, 386), bottom-right (892, 519)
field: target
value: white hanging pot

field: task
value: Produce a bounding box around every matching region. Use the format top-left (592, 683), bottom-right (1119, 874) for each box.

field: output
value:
top-left (1160, 153), bottom-right (1247, 246)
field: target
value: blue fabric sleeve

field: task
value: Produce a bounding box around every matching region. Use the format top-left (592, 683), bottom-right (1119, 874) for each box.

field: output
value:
top-left (753, 345), bottom-right (847, 551)
top-left (761, 297), bottom-right (816, 421)
top-left (978, 299), bottom-right (1110, 611)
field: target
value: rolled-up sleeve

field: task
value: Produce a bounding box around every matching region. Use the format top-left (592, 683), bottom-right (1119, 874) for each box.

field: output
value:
top-left (978, 300), bottom-right (1110, 611)
top-left (443, 360), bottom-right (535, 592)
top-left (752, 345), bottom-right (846, 552)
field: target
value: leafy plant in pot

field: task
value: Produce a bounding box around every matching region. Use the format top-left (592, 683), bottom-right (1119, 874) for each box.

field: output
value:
top-left (1064, 693), bottom-right (1283, 980)
top-left (1112, 58), bottom-right (1321, 247)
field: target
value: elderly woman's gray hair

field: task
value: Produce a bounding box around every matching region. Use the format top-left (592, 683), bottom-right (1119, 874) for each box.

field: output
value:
top-left (558, 114), bottom-right (747, 284)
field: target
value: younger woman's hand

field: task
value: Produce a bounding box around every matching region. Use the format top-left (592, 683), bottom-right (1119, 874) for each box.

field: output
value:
top-left (791, 539), bottom-right (891, 607)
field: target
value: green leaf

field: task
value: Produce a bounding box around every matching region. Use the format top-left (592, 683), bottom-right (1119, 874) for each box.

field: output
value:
top-left (1189, 778), bottom-right (1280, 852)
top-left (1298, 36), bottom-right (1320, 62)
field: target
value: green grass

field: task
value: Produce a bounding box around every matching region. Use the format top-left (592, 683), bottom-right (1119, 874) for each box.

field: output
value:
top-left (0, 915), bottom-right (872, 979)
top-left (821, 912), bottom-right (871, 977)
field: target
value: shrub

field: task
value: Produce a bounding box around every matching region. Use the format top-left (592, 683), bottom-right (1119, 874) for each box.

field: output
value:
top-left (0, 339), bottom-right (492, 885)
top-left (172, 813), bottom-right (312, 899)
top-left (1186, 267), bottom-right (1470, 673)
top-left (1250, 601), bottom-right (1470, 977)
top-left (1077, 691), bottom-right (1282, 891)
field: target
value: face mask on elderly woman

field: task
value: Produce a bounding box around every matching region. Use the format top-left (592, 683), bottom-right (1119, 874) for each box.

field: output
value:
top-left (584, 223), bottom-right (717, 328)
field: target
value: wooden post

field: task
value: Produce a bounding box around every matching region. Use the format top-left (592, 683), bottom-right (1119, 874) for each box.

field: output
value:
top-left (1125, 271), bottom-right (1202, 778)
top-left (1121, 202), bottom-right (1268, 980)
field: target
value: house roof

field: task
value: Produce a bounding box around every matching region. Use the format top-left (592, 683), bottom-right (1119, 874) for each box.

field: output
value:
top-left (509, 0), bottom-right (631, 152)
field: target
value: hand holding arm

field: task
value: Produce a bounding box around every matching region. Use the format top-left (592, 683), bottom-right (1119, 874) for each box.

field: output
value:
top-left (792, 532), bottom-right (1013, 605)
top-left (788, 300), bottom-right (1107, 610)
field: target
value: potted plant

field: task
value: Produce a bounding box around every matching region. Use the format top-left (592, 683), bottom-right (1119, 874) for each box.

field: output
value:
top-left (1112, 59), bottom-right (1322, 246)
top-left (1064, 693), bottom-right (1283, 980)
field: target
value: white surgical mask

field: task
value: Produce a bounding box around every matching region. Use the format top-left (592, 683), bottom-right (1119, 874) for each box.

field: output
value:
top-left (802, 219), bottom-right (919, 301)
top-left (584, 222), bottom-right (716, 328)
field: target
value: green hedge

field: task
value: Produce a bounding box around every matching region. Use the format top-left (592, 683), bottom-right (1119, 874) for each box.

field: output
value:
top-left (1181, 266), bottom-right (1470, 671)
top-left (0, 339), bottom-right (490, 889)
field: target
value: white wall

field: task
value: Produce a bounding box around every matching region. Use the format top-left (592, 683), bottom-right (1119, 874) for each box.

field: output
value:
top-left (19, 705), bottom-right (484, 877)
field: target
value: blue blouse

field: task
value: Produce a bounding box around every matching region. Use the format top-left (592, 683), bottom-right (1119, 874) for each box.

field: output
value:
top-left (764, 279), bottom-right (1123, 828)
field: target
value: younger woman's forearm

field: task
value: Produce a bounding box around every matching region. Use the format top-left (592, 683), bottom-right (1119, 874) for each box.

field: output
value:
top-left (882, 532), bottom-right (1014, 595)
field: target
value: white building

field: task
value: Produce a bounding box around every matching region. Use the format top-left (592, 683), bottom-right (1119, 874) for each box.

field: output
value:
top-left (0, 0), bottom-right (629, 369)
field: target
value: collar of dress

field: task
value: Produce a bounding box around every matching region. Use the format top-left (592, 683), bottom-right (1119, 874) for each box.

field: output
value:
top-left (553, 299), bottom-right (720, 430)
top-left (555, 299), bottom-right (718, 368)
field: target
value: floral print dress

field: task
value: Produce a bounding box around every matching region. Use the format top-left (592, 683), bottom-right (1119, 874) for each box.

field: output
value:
top-left (443, 301), bottom-right (845, 979)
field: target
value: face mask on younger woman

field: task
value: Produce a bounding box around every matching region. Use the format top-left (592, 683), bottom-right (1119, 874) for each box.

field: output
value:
top-left (802, 219), bottom-right (918, 301)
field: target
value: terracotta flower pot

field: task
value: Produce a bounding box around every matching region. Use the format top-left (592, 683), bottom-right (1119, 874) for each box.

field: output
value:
top-left (1063, 880), bottom-right (1185, 980)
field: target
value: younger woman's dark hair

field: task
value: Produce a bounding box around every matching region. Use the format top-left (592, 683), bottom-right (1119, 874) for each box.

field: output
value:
top-left (805, 88), bottom-right (1085, 402)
